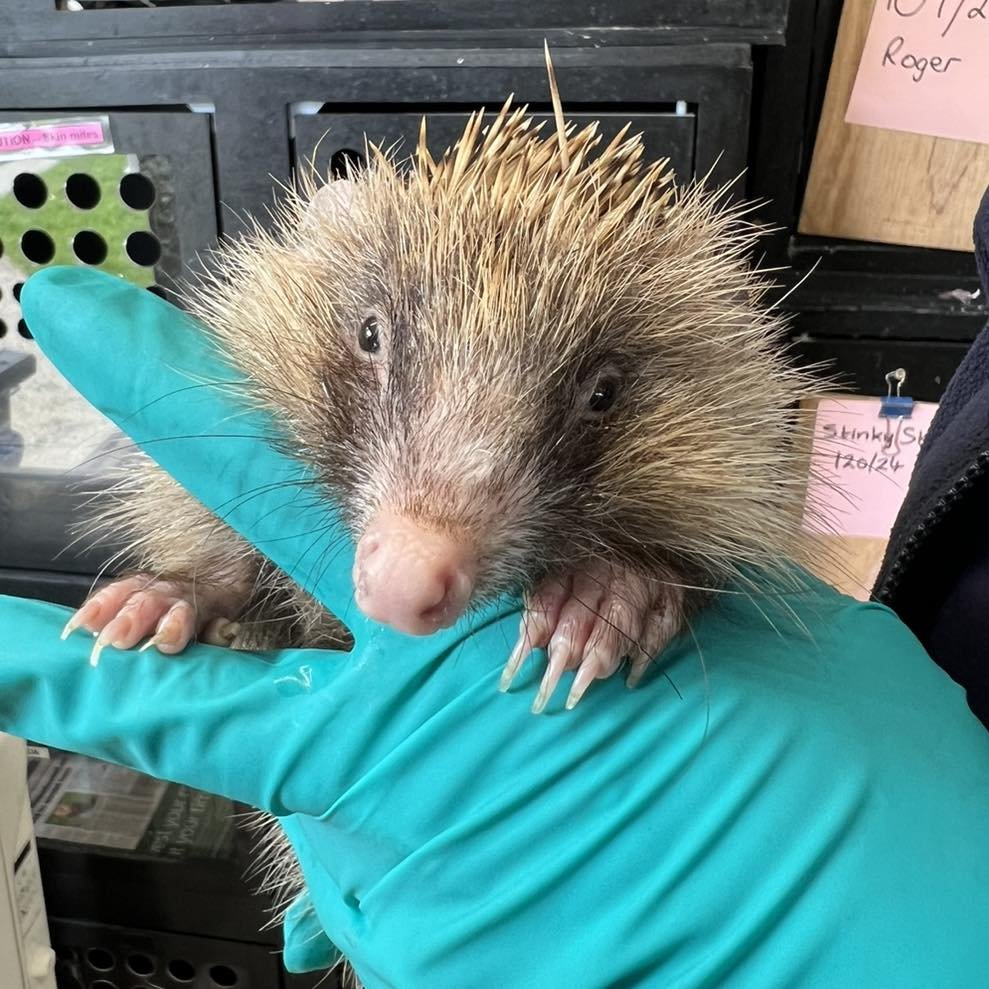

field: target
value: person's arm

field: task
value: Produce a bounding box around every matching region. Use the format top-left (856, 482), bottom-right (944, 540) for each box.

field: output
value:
top-left (0, 593), bottom-right (359, 815)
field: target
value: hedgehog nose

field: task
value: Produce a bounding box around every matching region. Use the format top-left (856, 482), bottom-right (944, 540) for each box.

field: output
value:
top-left (353, 511), bottom-right (476, 636)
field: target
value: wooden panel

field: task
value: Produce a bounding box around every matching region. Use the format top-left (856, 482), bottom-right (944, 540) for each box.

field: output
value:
top-left (806, 533), bottom-right (888, 602)
top-left (798, 0), bottom-right (988, 253)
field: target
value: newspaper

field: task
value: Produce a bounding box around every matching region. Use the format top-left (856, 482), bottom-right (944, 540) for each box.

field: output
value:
top-left (26, 751), bottom-right (235, 859)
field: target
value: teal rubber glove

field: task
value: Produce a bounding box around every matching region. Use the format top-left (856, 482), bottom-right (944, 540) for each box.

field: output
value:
top-left (2, 266), bottom-right (989, 988)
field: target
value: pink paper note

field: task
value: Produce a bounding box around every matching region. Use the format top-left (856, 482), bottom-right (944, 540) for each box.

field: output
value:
top-left (845, 0), bottom-right (989, 144)
top-left (0, 121), bottom-right (105, 153)
top-left (803, 397), bottom-right (939, 539)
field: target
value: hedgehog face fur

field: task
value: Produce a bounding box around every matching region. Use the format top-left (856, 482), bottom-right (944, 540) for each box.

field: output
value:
top-left (186, 100), bottom-right (816, 624)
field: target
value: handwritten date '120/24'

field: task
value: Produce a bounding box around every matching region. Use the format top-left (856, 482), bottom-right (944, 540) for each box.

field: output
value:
top-left (834, 450), bottom-right (907, 475)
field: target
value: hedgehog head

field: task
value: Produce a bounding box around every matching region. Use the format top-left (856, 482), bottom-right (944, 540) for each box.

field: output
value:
top-left (186, 97), bottom-right (817, 620)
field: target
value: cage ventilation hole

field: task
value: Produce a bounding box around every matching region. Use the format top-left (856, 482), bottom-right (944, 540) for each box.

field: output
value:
top-left (13, 172), bottom-right (47, 209)
top-left (12, 282), bottom-right (23, 302)
top-left (17, 319), bottom-right (32, 340)
top-left (126, 952), bottom-right (155, 976)
top-left (210, 963), bottom-right (239, 987)
top-left (119, 172), bottom-right (156, 211)
top-left (73, 230), bottom-right (108, 265)
top-left (85, 947), bottom-right (116, 971)
top-left (330, 148), bottom-right (367, 179)
top-left (21, 229), bottom-right (55, 265)
top-left (0, 320), bottom-right (7, 339)
top-left (65, 172), bottom-right (101, 209)
top-left (126, 231), bottom-right (161, 267)
top-left (167, 958), bottom-right (196, 982)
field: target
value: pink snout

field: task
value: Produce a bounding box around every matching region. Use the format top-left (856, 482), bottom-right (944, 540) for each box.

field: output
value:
top-left (353, 511), bottom-right (476, 635)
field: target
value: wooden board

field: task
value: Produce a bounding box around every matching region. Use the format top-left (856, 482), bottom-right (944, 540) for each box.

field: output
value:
top-left (799, 0), bottom-right (988, 253)
top-left (805, 533), bottom-right (888, 602)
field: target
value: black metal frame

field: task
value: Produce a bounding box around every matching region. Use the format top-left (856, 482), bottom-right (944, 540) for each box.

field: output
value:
top-left (0, 45), bottom-right (754, 238)
top-left (1, 0), bottom-right (790, 54)
top-left (0, 109), bottom-right (218, 578)
top-left (0, 351), bottom-right (34, 476)
top-left (1, 109), bottom-right (218, 289)
top-left (296, 107), bottom-right (698, 187)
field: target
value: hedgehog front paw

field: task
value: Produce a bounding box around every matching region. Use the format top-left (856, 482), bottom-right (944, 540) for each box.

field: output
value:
top-left (499, 565), bottom-right (684, 713)
top-left (61, 574), bottom-right (241, 667)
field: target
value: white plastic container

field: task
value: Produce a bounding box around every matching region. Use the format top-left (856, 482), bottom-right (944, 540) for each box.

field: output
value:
top-left (0, 733), bottom-right (55, 989)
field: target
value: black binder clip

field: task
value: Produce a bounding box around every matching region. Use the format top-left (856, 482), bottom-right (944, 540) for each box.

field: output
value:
top-left (879, 368), bottom-right (914, 419)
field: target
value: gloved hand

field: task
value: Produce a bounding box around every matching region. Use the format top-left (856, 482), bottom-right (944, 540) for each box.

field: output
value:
top-left (2, 267), bottom-right (989, 988)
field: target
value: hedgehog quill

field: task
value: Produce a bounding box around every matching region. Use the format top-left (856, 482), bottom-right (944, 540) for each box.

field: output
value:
top-left (62, 58), bottom-right (822, 716)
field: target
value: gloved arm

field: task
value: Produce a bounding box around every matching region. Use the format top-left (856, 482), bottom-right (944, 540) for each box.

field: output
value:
top-left (0, 593), bottom-right (352, 815)
top-left (20, 266), bottom-right (365, 632)
top-left (1, 267), bottom-right (513, 813)
top-left (9, 269), bottom-right (989, 989)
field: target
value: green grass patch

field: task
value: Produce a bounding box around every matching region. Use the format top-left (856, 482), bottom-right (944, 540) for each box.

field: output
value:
top-left (0, 154), bottom-right (154, 286)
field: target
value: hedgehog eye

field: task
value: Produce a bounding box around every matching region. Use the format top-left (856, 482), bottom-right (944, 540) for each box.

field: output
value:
top-left (589, 378), bottom-right (617, 413)
top-left (358, 315), bottom-right (380, 354)
top-left (581, 372), bottom-right (622, 419)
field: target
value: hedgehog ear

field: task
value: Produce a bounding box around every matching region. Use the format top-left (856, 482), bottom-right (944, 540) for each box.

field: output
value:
top-left (304, 179), bottom-right (360, 228)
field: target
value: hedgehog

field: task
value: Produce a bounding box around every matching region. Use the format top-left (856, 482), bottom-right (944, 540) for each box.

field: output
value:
top-left (62, 56), bottom-right (821, 720)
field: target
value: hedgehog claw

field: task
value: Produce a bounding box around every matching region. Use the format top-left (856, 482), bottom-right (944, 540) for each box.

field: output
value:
top-left (499, 624), bottom-right (532, 692)
top-left (89, 635), bottom-right (108, 668)
top-left (531, 639), bottom-right (571, 714)
top-left (626, 655), bottom-right (649, 688)
top-left (202, 617), bottom-right (241, 647)
top-left (61, 614), bottom-right (82, 641)
top-left (626, 604), bottom-right (681, 688)
top-left (501, 579), bottom-right (572, 696)
top-left (503, 568), bottom-right (684, 711)
top-left (516, 565), bottom-right (686, 711)
top-left (565, 662), bottom-right (598, 710)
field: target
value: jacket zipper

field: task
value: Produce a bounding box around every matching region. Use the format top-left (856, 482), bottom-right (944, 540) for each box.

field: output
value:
top-left (876, 449), bottom-right (989, 603)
